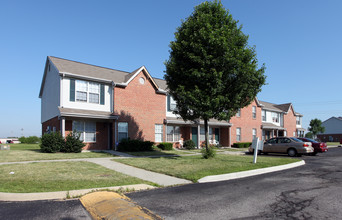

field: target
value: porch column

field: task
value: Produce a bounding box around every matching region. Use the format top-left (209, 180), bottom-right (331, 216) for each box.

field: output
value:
top-left (114, 121), bottom-right (118, 151)
top-left (61, 117), bottom-right (65, 138)
top-left (228, 126), bottom-right (231, 147)
top-left (197, 124), bottom-right (200, 148)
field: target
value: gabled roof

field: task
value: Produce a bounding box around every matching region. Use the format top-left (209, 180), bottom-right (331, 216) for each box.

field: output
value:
top-left (39, 56), bottom-right (166, 98)
top-left (259, 100), bottom-right (302, 116)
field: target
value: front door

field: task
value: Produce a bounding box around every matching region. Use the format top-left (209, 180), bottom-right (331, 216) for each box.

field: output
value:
top-left (192, 127), bottom-right (198, 147)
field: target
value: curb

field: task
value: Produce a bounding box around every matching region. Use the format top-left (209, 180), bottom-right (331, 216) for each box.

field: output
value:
top-left (0, 184), bottom-right (155, 202)
top-left (198, 160), bottom-right (305, 183)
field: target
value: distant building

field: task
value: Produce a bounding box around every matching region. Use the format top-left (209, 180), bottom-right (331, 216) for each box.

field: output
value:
top-left (317, 117), bottom-right (342, 142)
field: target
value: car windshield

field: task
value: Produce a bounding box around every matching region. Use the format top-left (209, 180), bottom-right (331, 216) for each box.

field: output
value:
top-left (290, 137), bottom-right (303, 142)
top-left (304, 138), bottom-right (319, 143)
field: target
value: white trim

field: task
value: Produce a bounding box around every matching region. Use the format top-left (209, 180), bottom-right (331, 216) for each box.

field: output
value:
top-left (59, 112), bottom-right (118, 120)
top-left (59, 72), bottom-right (113, 84)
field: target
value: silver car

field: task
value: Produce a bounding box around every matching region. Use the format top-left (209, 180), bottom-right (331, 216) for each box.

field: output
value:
top-left (249, 137), bottom-right (314, 157)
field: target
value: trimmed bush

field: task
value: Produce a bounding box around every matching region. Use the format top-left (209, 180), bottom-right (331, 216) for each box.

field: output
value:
top-left (157, 142), bottom-right (173, 151)
top-left (183, 140), bottom-right (196, 150)
top-left (19, 136), bottom-right (41, 144)
top-left (201, 146), bottom-right (216, 159)
top-left (117, 139), bottom-right (154, 152)
top-left (60, 132), bottom-right (85, 153)
top-left (40, 132), bottom-right (65, 153)
top-left (232, 142), bottom-right (252, 148)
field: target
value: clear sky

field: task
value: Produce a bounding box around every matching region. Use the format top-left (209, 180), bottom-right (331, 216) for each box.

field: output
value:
top-left (1, 0), bottom-right (341, 138)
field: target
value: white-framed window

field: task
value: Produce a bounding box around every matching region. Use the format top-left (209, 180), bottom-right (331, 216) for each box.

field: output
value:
top-left (262, 110), bottom-right (266, 121)
top-left (272, 112), bottom-right (279, 123)
top-left (252, 106), bottom-right (256, 119)
top-left (252, 128), bottom-right (257, 139)
top-left (167, 95), bottom-right (177, 111)
top-left (73, 121), bottom-right (96, 142)
top-left (155, 124), bottom-right (163, 142)
top-left (76, 80), bottom-right (100, 104)
top-left (200, 127), bottom-right (213, 141)
top-left (118, 122), bottom-right (128, 142)
top-left (236, 128), bottom-right (241, 142)
top-left (296, 116), bottom-right (301, 125)
top-left (236, 108), bottom-right (241, 117)
top-left (167, 125), bottom-right (180, 142)
top-left (293, 131), bottom-right (296, 137)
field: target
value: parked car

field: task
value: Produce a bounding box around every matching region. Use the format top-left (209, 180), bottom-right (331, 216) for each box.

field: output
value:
top-left (298, 137), bottom-right (328, 155)
top-left (248, 137), bottom-right (314, 157)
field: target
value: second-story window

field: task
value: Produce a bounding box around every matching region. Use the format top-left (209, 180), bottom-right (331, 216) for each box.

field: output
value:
top-left (70, 79), bottom-right (105, 105)
top-left (262, 110), bottom-right (266, 121)
top-left (167, 95), bottom-right (177, 112)
top-left (272, 112), bottom-right (279, 123)
top-left (236, 108), bottom-right (241, 117)
top-left (296, 116), bottom-right (301, 125)
top-left (252, 106), bottom-right (256, 119)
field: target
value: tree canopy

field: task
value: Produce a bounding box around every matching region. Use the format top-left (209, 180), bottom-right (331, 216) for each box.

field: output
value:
top-left (165, 1), bottom-right (266, 123)
top-left (308, 118), bottom-right (325, 138)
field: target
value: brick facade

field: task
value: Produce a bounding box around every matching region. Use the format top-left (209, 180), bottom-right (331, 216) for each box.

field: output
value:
top-left (230, 99), bottom-right (262, 144)
top-left (114, 70), bottom-right (166, 143)
top-left (41, 116), bottom-right (60, 135)
top-left (283, 106), bottom-right (297, 137)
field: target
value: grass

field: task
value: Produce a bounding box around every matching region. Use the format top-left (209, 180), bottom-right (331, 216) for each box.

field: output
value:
top-left (123, 148), bottom-right (195, 156)
top-left (0, 161), bottom-right (153, 193)
top-left (0, 144), bottom-right (115, 163)
top-left (116, 154), bottom-right (301, 182)
top-left (326, 142), bottom-right (340, 146)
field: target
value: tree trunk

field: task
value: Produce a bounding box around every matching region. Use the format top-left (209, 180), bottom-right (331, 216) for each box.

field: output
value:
top-left (204, 119), bottom-right (209, 152)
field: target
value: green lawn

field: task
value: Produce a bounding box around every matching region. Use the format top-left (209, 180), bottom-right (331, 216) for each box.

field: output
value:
top-left (0, 161), bottom-right (152, 193)
top-left (116, 154), bottom-right (301, 182)
top-left (124, 149), bottom-right (195, 156)
top-left (0, 144), bottom-right (115, 163)
top-left (326, 142), bottom-right (340, 146)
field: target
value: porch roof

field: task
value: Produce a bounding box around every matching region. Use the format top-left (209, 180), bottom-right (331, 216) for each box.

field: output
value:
top-left (262, 122), bottom-right (286, 130)
top-left (296, 127), bottom-right (306, 131)
top-left (165, 117), bottom-right (231, 127)
top-left (59, 107), bottom-right (119, 120)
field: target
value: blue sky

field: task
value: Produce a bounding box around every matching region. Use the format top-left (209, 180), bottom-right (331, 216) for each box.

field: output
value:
top-left (1, 0), bottom-right (341, 138)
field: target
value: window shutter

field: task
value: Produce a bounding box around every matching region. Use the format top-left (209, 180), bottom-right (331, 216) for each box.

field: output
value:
top-left (70, 79), bottom-right (75, 102)
top-left (100, 84), bottom-right (105, 105)
top-left (167, 95), bottom-right (170, 111)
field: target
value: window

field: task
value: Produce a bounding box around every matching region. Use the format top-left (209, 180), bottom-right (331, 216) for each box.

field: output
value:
top-left (167, 126), bottom-right (180, 142)
top-left (236, 108), bottom-right (241, 117)
top-left (73, 121), bottom-right (96, 142)
top-left (155, 124), bottom-right (163, 142)
top-left (200, 127), bottom-right (214, 141)
top-left (272, 112), bottom-right (279, 123)
top-left (252, 106), bottom-right (256, 119)
top-left (296, 116), bottom-right (301, 125)
top-left (167, 95), bottom-right (177, 111)
top-left (118, 122), bottom-right (128, 142)
top-left (236, 128), bottom-right (241, 142)
top-left (262, 110), bottom-right (266, 121)
top-left (73, 80), bottom-right (103, 104)
top-left (252, 128), bottom-right (257, 139)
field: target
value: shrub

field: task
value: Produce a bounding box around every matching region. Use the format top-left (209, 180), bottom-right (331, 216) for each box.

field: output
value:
top-left (183, 140), bottom-right (196, 150)
top-left (201, 146), bottom-right (216, 159)
top-left (19, 136), bottom-right (41, 144)
top-left (61, 132), bottom-right (85, 153)
top-left (40, 132), bottom-right (65, 153)
top-left (157, 142), bottom-right (173, 151)
top-left (232, 142), bottom-right (252, 148)
top-left (117, 139), bottom-right (154, 152)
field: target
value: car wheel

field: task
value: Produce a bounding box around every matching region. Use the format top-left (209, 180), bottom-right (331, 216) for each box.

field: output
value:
top-left (287, 148), bottom-right (297, 157)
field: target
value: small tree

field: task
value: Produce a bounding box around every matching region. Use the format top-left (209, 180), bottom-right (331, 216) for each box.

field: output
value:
top-left (165, 1), bottom-right (266, 157)
top-left (308, 119), bottom-right (325, 139)
top-left (61, 131), bottom-right (85, 153)
top-left (40, 132), bottom-right (64, 153)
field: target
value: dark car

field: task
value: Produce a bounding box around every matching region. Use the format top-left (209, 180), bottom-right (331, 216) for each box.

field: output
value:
top-left (298, 137), bottom-right (328, 155)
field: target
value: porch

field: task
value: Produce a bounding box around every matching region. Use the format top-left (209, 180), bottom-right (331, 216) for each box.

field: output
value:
top-left (262, 122), bottom-right (287, 140)
top-left (164, 117), bottom-right (232, 148)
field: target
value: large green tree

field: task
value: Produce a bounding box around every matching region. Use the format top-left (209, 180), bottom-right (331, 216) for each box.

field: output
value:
top-left (308, 118), bottom-right (325, 139)
top-left (165, 1), bottom-right (266, 156)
